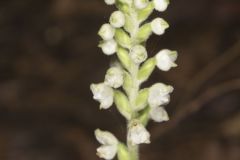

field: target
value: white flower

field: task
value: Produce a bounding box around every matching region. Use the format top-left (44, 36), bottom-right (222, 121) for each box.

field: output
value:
top-left (100, 39), bottom-right (117, 55)
top-left (148, 83), bottom-right (173, 108)
top-left (150, 106), bottom-right (169, 122)
top-left (104, 0), bottom-right (116, 5)
top-left (156, 49), bottom-right (177, 71)
top-left (153, 0), bottom-right (169, 12)
top-left (110, 11), bottom-right (125, 28)
top-left (105, 67), bottom-right (124, 88)
top-left (98, 23), bottom-right (115, 41)
top-left (127, 120), bottom-right (150, 145)
top-left (95, 129), bottom-right (118, 145)
top-left (151, 18), bottom-right (169, 35)
top-left (134, 0), bottom-right (149, 9)
top-left (129, 45), bottom-right (148, 64)
top-left (95, 129), bottom-right (118, 160)
top-left (90, 83), bottom-right (114, 109)
top-left (97, 145), bottom-right (118, 160)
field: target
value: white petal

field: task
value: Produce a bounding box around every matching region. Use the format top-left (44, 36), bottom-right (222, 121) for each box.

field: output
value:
top-left (98, 23), bottom-right (115, 41)
top-left (110, 11), bottom-right (125, 28)
top-left (101, 39), bottom-right (117, 55)
top-left (148, 83), bottom-right (173, 107)
top-left (104, 0), bottom-right (116, 5)
top-left (153, 0), bottom-right (169, 12)
top-left (90, 83), bottom-right (114, 109)
top-left (134, 0), bottom-right (149, 9)
top-left (129, 45), bottom-right (148, 64)
top-left (100, 97), bottom-right (114, 109)
top-left (105, 67), bottom-right (124, 88)
top-left (95, 129), bottom-right (118, 145)
top-left (156, 49), bottom-right (178, 71)
top-left (97, 145), bottom-right (118, 160)
top-left (127, 120), bottom-right (150, 145)
top-left (151, 18), bottom-right (169, 35)
top-left (150, 106), bottom-right (169, 122)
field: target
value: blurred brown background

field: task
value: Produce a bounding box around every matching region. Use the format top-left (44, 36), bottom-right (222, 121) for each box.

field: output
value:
top-left (0, 0), bottom-right (240, 159)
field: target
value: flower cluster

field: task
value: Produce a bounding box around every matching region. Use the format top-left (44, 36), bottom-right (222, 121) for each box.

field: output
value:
top-left (91, 0), bottom-right (178, 159)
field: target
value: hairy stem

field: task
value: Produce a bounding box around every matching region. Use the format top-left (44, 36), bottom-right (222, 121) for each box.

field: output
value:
top-left (126, 6), bottom-right (141, 160)
top-left (128, 141), bottom-right (139, 160)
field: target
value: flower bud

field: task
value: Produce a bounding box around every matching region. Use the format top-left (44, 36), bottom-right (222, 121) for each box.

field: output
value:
top-left (110, 11), bottom-right (125, 28)
top-left (135, 88), bottom-right (149, 111)
top-left (98, 23), bottom-right (115, 41)
top-left (114, 90), bottom-right (132, 120)
top-left (137, 2), bottom-right (154, 23)
top-left (90, 83), bottom-right (114, 109)
top-left (104, 0), bottom-right (116, 5)
top-left (97, 145), bottom-right (118, 160)
top-left (105, 67), bottom-right (124, 88)
top-left (116, 3), bottom-right (130, 13)
top-left (136, 23), bottom-right (152, 43)
top-left (117, 47), bottom-right (132, 70)
top-left (127, 120), bottom-right (150, 145)
top-left (138, 107), bottom-right (150, 126)
top-left (130, 45), bottom-right (148, 64)
top-left (134, 0), bottom-right (149, 9)
top-left (124, 14), bottom-right (135, 33)
top-left (150, 106), bottom-right (169, 122)
top-left (123, 71), bottom-right (133, 96)
top-left (148, 83), bottom-right (173, 108)
top-left (115, 29), bottom-right (131, 49)
top-left (156, 49), bottom-right (177, 71)
top-left (100, 39), bottom-right (117, 55)
top-left (151, 18), bottom-right (169, 35)
top-left (137, 57), bottom-right (156, 82)
top-left (153, 0), bottom-right (169, 12)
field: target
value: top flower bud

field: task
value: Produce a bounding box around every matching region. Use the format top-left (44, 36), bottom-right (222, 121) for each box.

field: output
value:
top-left (110, 11), bottom-right (125, 28)
top-left (134, 0), bottom-right (149, 9)
top-left (104, 0), bottom-right (116, 5)
top-left (153, 0), bottom-right (170, 12)
top-left (98, 23), bottom-right (115, 41)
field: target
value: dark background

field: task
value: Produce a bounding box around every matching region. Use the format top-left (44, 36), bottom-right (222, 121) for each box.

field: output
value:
top-left (0, 0), bottom-right (240, 159)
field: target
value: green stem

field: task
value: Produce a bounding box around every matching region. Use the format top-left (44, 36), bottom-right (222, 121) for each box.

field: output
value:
top-left (126, 5), bottom-right (141, 160)
top-left (127, 141), bottom-right (139, 160)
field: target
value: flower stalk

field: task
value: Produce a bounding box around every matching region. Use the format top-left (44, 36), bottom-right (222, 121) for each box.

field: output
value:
top-left (91, 0), bottom-right (178, 160)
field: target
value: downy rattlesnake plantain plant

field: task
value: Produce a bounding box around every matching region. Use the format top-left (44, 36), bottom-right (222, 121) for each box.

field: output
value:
top-left (90, 0), bottom-right (178, 159)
